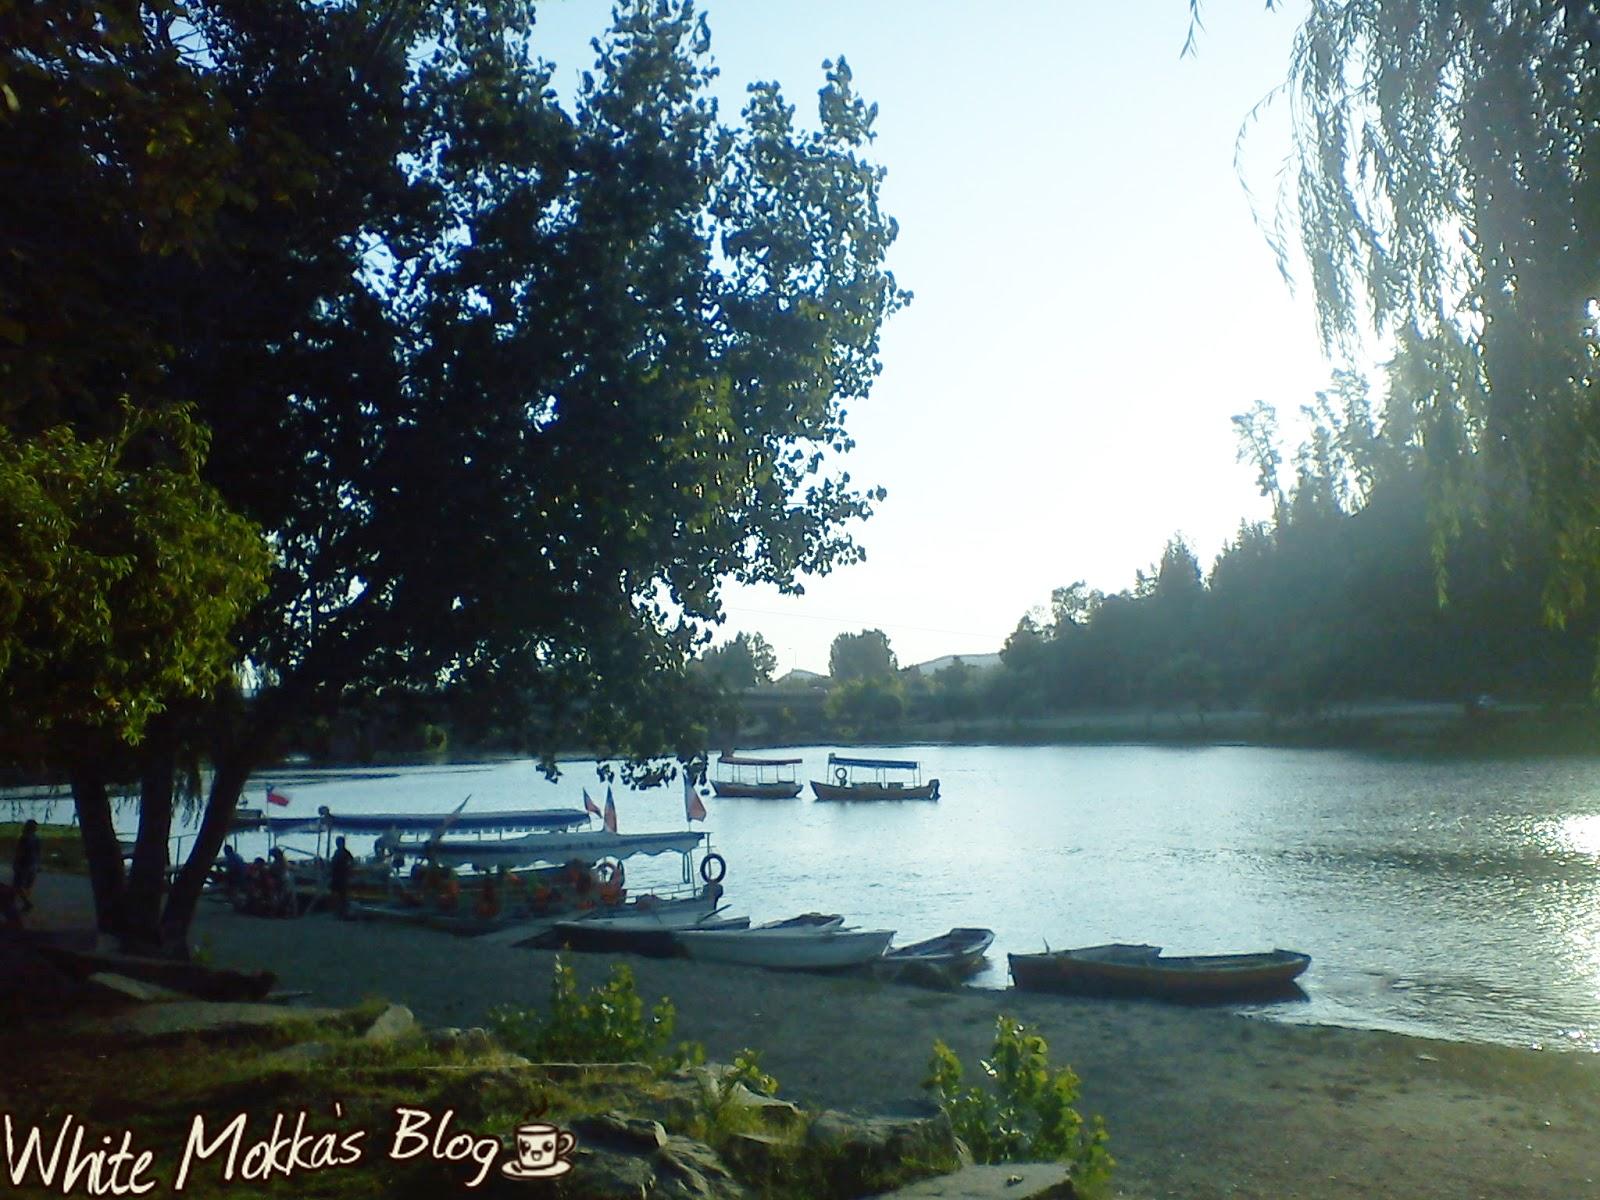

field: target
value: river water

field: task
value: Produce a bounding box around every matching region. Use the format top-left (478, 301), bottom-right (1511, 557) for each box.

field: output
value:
top-left (54, 743), bottom-right (1600, 1052)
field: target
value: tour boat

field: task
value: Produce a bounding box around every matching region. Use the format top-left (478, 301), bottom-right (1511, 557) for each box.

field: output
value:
top-left (1008, 943), bottom-right (1311, 1001)
top-left (710, 754), bottom-right (804, 799)
top-left (811, 754), bottom-right (940, 801)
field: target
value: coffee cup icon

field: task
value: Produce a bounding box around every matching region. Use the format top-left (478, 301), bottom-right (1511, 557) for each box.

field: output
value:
top-left (501, 1122), bottom-right (577, 1179)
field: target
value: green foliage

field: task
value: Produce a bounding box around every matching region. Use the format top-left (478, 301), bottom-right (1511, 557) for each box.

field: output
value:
top-left (696, 632), bottom-right (779, 691)
top-left (690, 1047), bottom-right (781, 1142)
top-left (925, 1016), bottom-right (1112, 1189)
top-left (489, 957), bottom-right (686, 1069)
top-left (824, 674), bottom-right (905, 734)
top-left (828, 628), bottom-right (899, 682)
top-left (0, 406), bottom-right (268, 755)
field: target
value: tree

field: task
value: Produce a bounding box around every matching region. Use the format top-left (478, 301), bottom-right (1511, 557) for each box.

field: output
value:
top-left (2, 0), bottom-right (906, 950)
top-left (697, 632), bottom-right (778, 690)
top-left (828, 628), bottom-right (898, 682)
top-left (1267, 1), bottom-right (1600, 626)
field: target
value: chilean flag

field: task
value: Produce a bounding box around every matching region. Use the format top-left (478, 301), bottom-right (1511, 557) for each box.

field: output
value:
top-left (684, 774), bottom-right (707, 823)
top-left (583, 789), bottom-right (602, 819)
top-left (603, 787), bottom-right (618, 834)
top-left (266, 786), bottom-right (292, 808)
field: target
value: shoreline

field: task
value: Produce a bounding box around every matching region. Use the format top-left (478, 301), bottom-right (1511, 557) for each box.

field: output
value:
top-left (192, 901), bottom-right (1600, 1200)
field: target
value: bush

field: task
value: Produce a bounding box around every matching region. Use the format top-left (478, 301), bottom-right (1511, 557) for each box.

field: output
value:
top-left (490, 956), bottom-right (686, 1067)
top-left (926, 1015), bottom-right (1113, 1190)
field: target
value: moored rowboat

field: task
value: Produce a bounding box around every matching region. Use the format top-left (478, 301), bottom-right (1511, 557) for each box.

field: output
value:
top-left (881, 927), bottom-right (995, 976)
top-left (1008, 943), bottom-right (1311, 1001)
top-left (674, 926), bottom-right (895, 970)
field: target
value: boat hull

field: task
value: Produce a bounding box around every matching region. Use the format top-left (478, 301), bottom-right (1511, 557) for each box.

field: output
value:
top-left (674, 927), bottom-right (895, 970)
top-left (542, 910), bottom-right (750, 957)
top-left (811, 780), bottom-right (940, 801)
top-left (1009, 943), bottom-right (1311, 1001)
top-left (710, 781), bottom-right (803, 800)
top-left (881, 927), bottom-right (995, 977)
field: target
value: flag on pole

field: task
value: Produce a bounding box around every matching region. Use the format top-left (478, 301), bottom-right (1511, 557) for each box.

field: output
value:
top-left (684, 774), bottom-right (707, 823)
top-left (266, 786), bottom-right (292, 808)
top-left (603, 787), bottom-right (618, 834)
top-left (429, 794), bottom-right (471, 844)
top-left (584, 789), bottom-right (602, 819)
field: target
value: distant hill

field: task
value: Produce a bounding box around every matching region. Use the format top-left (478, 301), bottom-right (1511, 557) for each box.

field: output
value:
top-left (908, 653), bottom-right (1002, 677)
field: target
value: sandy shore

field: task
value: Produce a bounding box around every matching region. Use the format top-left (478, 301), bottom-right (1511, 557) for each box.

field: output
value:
top-left (178, 901), bottom-right (1600, 1200)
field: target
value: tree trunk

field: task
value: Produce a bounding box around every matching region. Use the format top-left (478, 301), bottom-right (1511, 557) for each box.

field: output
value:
top-left (69, 763), bottom-right (127, 937)
top-left (159, 735), bottom-right (261, 953)
top-left (122, 725), bottom-right (177, 953)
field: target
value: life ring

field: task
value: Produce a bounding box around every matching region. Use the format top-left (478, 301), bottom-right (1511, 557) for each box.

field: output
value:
top-left (699, 852), bottom-right (727, 884)
top-left (834, 767), bottom-right (848, 786)
top-left (595, 858), bottom-right (624, 886)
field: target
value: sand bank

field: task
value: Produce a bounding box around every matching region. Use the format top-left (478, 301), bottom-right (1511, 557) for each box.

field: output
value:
top-left (188, 903), bottom-right (1599, 1200)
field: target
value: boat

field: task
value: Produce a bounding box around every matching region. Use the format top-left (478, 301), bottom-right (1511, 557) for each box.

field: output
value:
top-left (811, 754), bottom-right (940, 801)
top-left (710, 754), bottom-right (804, 799)
top-left (542, 906), bottom-right (752, 957)
top-left (755, 912), bottom-right (844, 931)
top-left (266, 806), bottom-right (589, 837)
top-left (879, 927), bottom-right (995, 977)
top-left (1007, 943), bottom-right (1311, 1001)
top-left (673, 926), bottom-right (895, 970)
top-left (416, 828), bottom-right (709, 873)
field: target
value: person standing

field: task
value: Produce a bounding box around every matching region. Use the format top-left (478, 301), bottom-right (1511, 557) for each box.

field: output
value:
top-left (12, 820), bottom-right (41, 914)
top-left (329, 836), bottom-right (355, 919)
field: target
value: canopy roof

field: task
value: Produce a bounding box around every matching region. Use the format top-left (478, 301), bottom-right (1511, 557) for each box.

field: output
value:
top-left (828, 754), bottom-right (920, 771)
top-left (717, 755), bottom-right (803, 767)
top-left (260, 808), bottom-right (588, 835)
top-left (422, 829), bottom-right (706, 871)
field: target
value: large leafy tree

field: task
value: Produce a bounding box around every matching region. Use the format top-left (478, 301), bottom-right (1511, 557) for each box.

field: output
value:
top-left (1264, 2), bottom-right (1600, 624)
top-left (1, 0), bottom-right (905, 950)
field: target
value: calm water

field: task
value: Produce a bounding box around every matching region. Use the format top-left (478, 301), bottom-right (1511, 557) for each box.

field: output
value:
top-left (59, 743), bottom-right (1600, 1051)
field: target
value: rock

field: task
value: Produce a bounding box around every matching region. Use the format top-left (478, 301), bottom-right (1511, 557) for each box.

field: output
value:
top-left (95, 1001), bottom-right (345, 1043)
top-left (86, 972), bottom-right (185, 1003)
top-left (722, 1083), bottom-right (805, 1133)
top-left (427, 1026), bottom-right (499, 1056)
top-left (573, 1112), bottom-right (671, 1152)
top-left (275, 1041), bottom-right (335, 1065)
top-left (718, 1131), bottom-right (789, 1185)
top-left (522, 1060), bottom-right (655, 1083)
top-left (555, 1135), bottom-right (746, 1200)
top-left (362, 1002), bottom-right (416, 1042)
top-left (805, 1110), bottom-right (966, 1196)
top-left (868, 1162), bottom-right (1078, 1198)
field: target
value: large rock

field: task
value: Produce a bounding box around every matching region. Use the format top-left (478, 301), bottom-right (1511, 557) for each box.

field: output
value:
top-left (362, 1002), bottom-right (417, 1042)
top-left (804, 1110), bottom-right (967, 1196)
top-left (869, 1162), bottom-right (1077, 1199)
top-left (553, 1134), bottom-right (746, 1200)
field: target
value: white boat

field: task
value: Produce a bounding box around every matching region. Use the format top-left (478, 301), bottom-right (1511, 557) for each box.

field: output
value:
top-left (545, 906), bottom-right (751, 956)
top-left (674, 926), bottom-right (895, 970)
top-left (418, 828), bottom-right (707, 872)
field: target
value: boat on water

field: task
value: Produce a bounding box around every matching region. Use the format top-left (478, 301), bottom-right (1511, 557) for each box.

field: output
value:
top-left (673, 925), bottom-right (895, 970)
top-left (879, 927), bottom-right (995, 977)
top-left (1008, 943), bottom-right (1311, 1001)
top-left (810, 754), bottom-right (940, 801)
top-left (710, 754), bottom-right (804, 800)
top-left (542, 906), bottom-right (752, 957)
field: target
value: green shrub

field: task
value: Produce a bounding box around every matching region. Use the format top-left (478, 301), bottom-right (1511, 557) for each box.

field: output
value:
top-left (926, 1015), bottom-right (1113, 1190)
top-left (490, 956), bottom-right (685, 1067)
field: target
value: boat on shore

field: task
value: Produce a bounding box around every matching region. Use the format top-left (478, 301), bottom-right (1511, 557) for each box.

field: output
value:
top-left (810, 754), bottom-right (940, 801)
top-left (1008, 943), bottom-right (1311, 1001)
top-left (879, 927), bottom-right (994, 978)
top-left (542, 906), bottom-right (751, 957)
top-left (673, 925), bottom-right (895, 970)
top-left (710, 754), bottom-right (804, 800)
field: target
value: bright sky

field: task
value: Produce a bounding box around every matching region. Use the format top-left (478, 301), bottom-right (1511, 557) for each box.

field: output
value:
top-left (532, 1), bottom-right (1328, 674)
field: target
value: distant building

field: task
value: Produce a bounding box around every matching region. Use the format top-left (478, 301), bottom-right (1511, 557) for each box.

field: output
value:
top-left (908, 653), bottom-right (1002, 677)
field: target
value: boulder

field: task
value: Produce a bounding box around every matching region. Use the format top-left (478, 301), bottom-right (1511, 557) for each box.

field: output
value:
top-left (804, 1110), bottom-right (967, 1196)
top-left (717, 1131), bottom-right (789, 1185)
top-left (573, 1112), bottom-right (671, 1153)
top-left (362, 1002), bottom-right (416, 1042)
top-left (553, 1134), bottom-right (746, 1200)
top-left (868, 1162), bottom-right (1077, 1199)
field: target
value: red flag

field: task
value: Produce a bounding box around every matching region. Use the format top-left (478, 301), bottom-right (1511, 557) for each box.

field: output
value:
top-left (584, 789), bottom-right (602, 818)
top-left (603, 787), bottom-right (618, 834)
top-left (684, 774), bottom-right (707, 823)
top-left (266, 786), bottom-right (291, 808)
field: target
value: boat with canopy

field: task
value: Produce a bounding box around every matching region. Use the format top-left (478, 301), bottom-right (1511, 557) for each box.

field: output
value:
top-left (810, 754), bottom-right (940, 801)
top-left (710, 754), bottom-right (803, 799)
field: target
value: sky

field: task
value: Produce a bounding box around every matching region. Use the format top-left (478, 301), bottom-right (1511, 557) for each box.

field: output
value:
top-left (531, 1), bottom-right (1329, 675)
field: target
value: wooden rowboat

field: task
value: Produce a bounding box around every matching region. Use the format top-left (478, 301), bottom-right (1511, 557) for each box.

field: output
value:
top-left (881, 927), bottom-right (995, 976)
top-left (1009, 943), bottom-right (1310, 1001)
